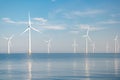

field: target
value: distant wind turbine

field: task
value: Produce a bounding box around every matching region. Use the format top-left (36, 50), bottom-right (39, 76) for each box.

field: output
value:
top-left (114, 34), bottom-right (118, 53)
top-left (45, 39), bottom-right (51, 54)
top-left (83, 27), bottom-right (92, 54)
top-left (72, 39), bottom-right (78, 53)
top-left (21, 12), bottom-right (40, 55)
top-left (4, 35), bottom-right (14, 54)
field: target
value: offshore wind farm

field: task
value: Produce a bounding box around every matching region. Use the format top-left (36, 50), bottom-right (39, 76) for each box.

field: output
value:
top-left (0, 0), bottom-right (120, 80)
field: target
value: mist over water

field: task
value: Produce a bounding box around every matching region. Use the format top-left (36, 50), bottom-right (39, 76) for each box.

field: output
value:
top-left (0, 53), bottom-right (120, 80)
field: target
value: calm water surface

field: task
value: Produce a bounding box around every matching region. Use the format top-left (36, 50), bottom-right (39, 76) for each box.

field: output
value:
top-left (0, 53), bottom-right (120, 80)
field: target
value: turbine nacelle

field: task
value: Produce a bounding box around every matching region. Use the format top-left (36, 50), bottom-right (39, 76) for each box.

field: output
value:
top-left (83, 35), bottom-right (92, 42)
top-left (45, 39), bottom-right (51, 45)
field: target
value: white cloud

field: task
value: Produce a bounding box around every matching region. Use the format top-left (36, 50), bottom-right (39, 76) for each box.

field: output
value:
top-left (111, 14), bottom-right (120, 17)
top-left (73, 10), bottom-right (103, 16)
top-left (2, 18), bottom-right (27, 24)
top-left (69, 30), bottom-right (79, 34)
top-left (99, 20), bottom-right (120, 24)
top-left (43, 25), bottom-right (65, 30)
top-left (79, 24), bottom-right (90, 30)
top-left (64, 9), bottom-right (104, 18)
top-left (33, 18), bottom-right (47, 23)
top-left (78, 24), bottom-right (105, 31)
top-left (2, 18), bottom-right (15, 23)
top-left (2, 17), bottom-right (48, 25)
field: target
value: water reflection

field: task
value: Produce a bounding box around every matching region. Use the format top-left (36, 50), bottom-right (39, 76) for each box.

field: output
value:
top-left (73, 58), bottom-right (77, 76)
top-left (85, 58), bottom-right (90, 80)
top-left (47, 59), bottom-right (51, 77)
top-left (114, 58), bottom-right (119, 76)
top-left (7, 61), bottom-right (12, 78)
top-left (1, 54), bottom-right (119, 80)
top-left (28, 59), bottom-right (32, 80)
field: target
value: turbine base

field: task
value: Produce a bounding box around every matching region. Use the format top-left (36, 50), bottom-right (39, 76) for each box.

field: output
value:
top-left (28, 51), bottom-right (31, 56)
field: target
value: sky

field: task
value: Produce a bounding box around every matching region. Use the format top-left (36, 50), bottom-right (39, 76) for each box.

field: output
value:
top-left (0, 0), bottom-right (120, 53)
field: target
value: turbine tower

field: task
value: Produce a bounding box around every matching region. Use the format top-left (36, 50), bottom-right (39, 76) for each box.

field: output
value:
top-left (83, 27), bottom-right (92, 54)
top-left (45, 39), bottom-right (51, 54)
top-left (4, 35), bottom-right (14, 54)
top-left (114, 34), bottom-right (118, 53)
top-left (72, 39), bottom-right (77, 53)
top-left (22, 12), bottom-right (39, 55)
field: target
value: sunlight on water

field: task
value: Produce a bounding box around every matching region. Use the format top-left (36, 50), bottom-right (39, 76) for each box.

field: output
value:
top-left (28, 59), bottom-right (32, 80)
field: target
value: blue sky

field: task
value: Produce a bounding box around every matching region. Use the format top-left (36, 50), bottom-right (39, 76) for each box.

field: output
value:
top-left (0, 0), bottom-right (120, 53)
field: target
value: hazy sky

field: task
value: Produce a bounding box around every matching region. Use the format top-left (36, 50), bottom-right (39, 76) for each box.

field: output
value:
top-left (0, 0), bottom-right (120, 53)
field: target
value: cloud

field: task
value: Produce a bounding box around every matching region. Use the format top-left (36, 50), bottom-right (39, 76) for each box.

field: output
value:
top-left (99, 20), bottom-right (120, 24)
top-left (79, 24), bottom-right (90, 30)
top-left (42, 25), bottom-right (66, 30)
top-left (64, 9), bottom-right (104, 18)
top-left (69, 30), bottom-right (79, 34)
top-left (73, 10), bottom-right (103, 16)
top-left (78, 24), bottom-right (105, 31)
top-left (2, 18), bottom-right (27, 24)
top-left (33, 18), bottom-right (47, 23)
top-left (111, 14), bottom-right (120, 17)
top-left (2, 17), bottom-right (47, 25)
top-left (2, 18), bottom-right (15, 23)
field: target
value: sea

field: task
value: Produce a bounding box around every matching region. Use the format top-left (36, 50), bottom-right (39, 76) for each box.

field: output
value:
top-left (0, 53), bottom-right (120, 80)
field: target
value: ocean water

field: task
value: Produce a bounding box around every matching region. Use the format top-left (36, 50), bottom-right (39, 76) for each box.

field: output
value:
top-left (0, 53), bottom-right (120, 80)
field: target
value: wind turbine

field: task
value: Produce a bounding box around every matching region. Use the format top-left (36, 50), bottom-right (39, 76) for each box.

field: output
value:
top-left (4, 35), bottom-right (14, 54)
top-left (83, 27), bottom-right (92, 54)
top-left (72, 39), bottom-right (78, 53)
top-left (114, 34), bottom-right (118, 53)
top-left (21, 12), bottom-right (39, 55)
top-left (45, 39), bottom-right (51, 54)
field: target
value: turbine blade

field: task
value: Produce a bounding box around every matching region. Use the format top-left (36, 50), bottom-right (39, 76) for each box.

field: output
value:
top-left (83, 35), bottom-right (87, 37)
top-left (2, 35), bottom-right (8, 40)
top-left (20, 28), bottom-right (29, 35)
top-left (86, 27), bottom-right (90, 36)
top-left (88, 36), bottom-right (92, 42)
top-left (3, 37), bottom-right (8, 40)
top-left (114, 35), bottom-right (118, 40)
top-left (31, 27), bottom-right (39, 32)
top-left (28, 12), bottom-right (31, 27)
top-left (10, 35), bottom-right (14, 39)
top-left (45, 40), bottom-right (48, 43)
